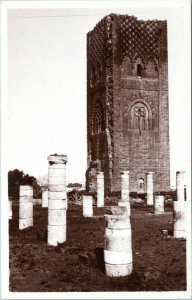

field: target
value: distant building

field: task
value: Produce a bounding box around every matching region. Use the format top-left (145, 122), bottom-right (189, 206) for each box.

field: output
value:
top-left (86, 14), bottom-right (170, 193)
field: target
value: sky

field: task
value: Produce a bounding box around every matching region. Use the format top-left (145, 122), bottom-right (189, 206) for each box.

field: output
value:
top-left (6, 1), bottom-right (191, 187)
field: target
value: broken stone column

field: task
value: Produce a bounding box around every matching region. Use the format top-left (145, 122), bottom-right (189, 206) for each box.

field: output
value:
top-left (19, 185), bottom-right (33, 230)
top-left (118, 171), bottom-right (130, 216)
top-left (47, 154), bottom-right (68, 246)
top-left (96, 172), bottom-right (104, 207)
top-left (176, 171), bottom-right (185, 201)
top-left (104, 208), bottom-right (133, 277)
top-left (83, 195), bottom-right (93, 217)
top-left (173, 201), bottom-right (186, 238)
top-left (42, 190), bottom-right (48, 208)
top-left (147, 172), bottom-right (154, 205)
top-left (8, 200), bottom-right (12, 220)
top-left (154, 195), bottom-right (164, 215)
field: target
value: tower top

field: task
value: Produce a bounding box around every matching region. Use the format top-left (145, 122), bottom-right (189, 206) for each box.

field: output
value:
top-left (88, 13), bottom-right (167, 33)
top-left (88, 13), bottom-right (167, 71)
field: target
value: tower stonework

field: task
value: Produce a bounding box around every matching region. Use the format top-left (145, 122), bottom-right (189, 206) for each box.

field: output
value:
top-left (86, 14), bottom-right (170, 193)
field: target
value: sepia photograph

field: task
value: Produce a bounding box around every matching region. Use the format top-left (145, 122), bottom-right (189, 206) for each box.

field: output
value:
top-left (0, 0), bottom-right (191, 299)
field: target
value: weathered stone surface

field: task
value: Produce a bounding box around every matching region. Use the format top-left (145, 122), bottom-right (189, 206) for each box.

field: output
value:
top-left (48, 209), bottom-right (66, 226)
top-left (105, 206), bottom-right (128, 215)
top-left (147, 172), bottom-right (154, 206)
top-left (19, 185), bottom-right (33, 230)
top-left (118, 201), bottom-right (130, 216)
top-left (104, 205), bottom-right (133, 277)
top-left (42, 190), bottom-right (48, 207)
top-left (20, 185), bottom-right (33, 197)
top-left (97, 172), bottom-right (104, 207)
top-left (176, 171), bottom-right (185, 201)
top-left (47, 154), bottom-right (68, 165)
top-left (47, 225), bottom-right (66, 246)
top-left (104, 214), bottom-right (131, 229)
top-left (86, 14), bottom-right (170, 193)
top-left (173, 201), bottom-right (186, 239)
top-left (83, 195), bottom-right (93, 217)
top-left (121, 171), bottom-right (129, 202)
top-left (105, 263), bottom-right (133, 277)
top-left (154, 195), bottom-right (164, 215)
top-left (47, 154), bottom-right (68, 246)
top-left (19, 218), bottom-right (33, 230)
top-left (33, 199), bottom-right (42, 205)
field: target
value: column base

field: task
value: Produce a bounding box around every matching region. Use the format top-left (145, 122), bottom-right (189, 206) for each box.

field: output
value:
top-left (105, 262), bottom-right (133, 277)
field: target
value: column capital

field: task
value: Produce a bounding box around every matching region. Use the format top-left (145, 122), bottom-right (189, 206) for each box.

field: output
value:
top-left (47, 154), bottom-right (68, 164)
top-left (97, 171), bottom-right (104, 176)
top-left (176, 171), bottom-right (185, 175)
top-left (120, 171), bottom-right (129, 175)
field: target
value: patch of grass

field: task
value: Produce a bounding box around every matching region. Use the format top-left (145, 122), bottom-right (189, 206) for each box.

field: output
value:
top-left (9, 203), bottom-right (186, 292)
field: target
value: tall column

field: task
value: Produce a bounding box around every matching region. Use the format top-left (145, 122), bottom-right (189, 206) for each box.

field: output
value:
top-left (42, 190), bottom-right (48, 208)
top-left (120, 171), bottom-right (129, 202)
top-left (83, 195), bottom-right (93, 217)
top-left (19, 185), bottom-right (33, 230)
top-left (176, 171), bottom-right (185, 201)
top-left (147, 172), bottom-right (154, 205)
top-left (118, 171), bottom-right (130, 215)
top-left (97, 172), bottom-right (104, 207)
top-left (47, 154), bottom-right (68, 246)
top-left (154, 195), bottom-right (164, 215)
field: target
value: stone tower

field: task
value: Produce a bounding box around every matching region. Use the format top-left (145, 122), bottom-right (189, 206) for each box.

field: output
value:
top-left (86, 14), bottom-right (170, 193)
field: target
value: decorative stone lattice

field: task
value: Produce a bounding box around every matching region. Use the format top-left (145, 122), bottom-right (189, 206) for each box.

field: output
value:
top-left (118, 15), bottom-right (166, 69)
top-left (90, 17), bottom-right (106, 78)
top-left (105, 15), bottom-right (114, 184)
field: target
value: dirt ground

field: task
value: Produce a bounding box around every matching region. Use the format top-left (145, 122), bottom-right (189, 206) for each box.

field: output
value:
top-left (9, 200), bottom-right (186, 292)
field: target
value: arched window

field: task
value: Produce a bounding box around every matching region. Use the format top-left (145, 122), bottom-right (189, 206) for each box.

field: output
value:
top-left (138, 178), bottom-right (145, 193)
top-left (92, 99), bottom-right (105, 134)
top-left (137, 64), bottom-right (142, 77)
top-left (130, 102), bottom-right (149, 131)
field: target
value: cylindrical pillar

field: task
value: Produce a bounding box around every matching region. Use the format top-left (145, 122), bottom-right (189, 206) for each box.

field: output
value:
top-left (118, 171), bottom-right (130, 215)
top-left (48, 154), bottom-right (68, 246)
top-left (42, 190), bottom-right (48, 208)
top-left (147, 172), bottom-right (154, 206)
top-left (104, 214), bottom-right (133, 277)
top-left (154, 195), bottom-right (164, 215)
top-left (120, 171), bottom-right (129, 202)
top-left (173, 201), bottom-right (186, 239)
top-left (176, 171), bottom-right (185, 201)
top-left (97, 172), bottom-right (104, 207)
top-left (83, 195), bottom-right (93, 217)
top-left (19, 185), bottom-right (33, 230)
top-left (9, 200), bottom-right (12, 219)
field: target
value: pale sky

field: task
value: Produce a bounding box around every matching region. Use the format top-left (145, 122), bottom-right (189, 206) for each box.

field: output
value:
top-left (6, 1), bottom-right (191, 187)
